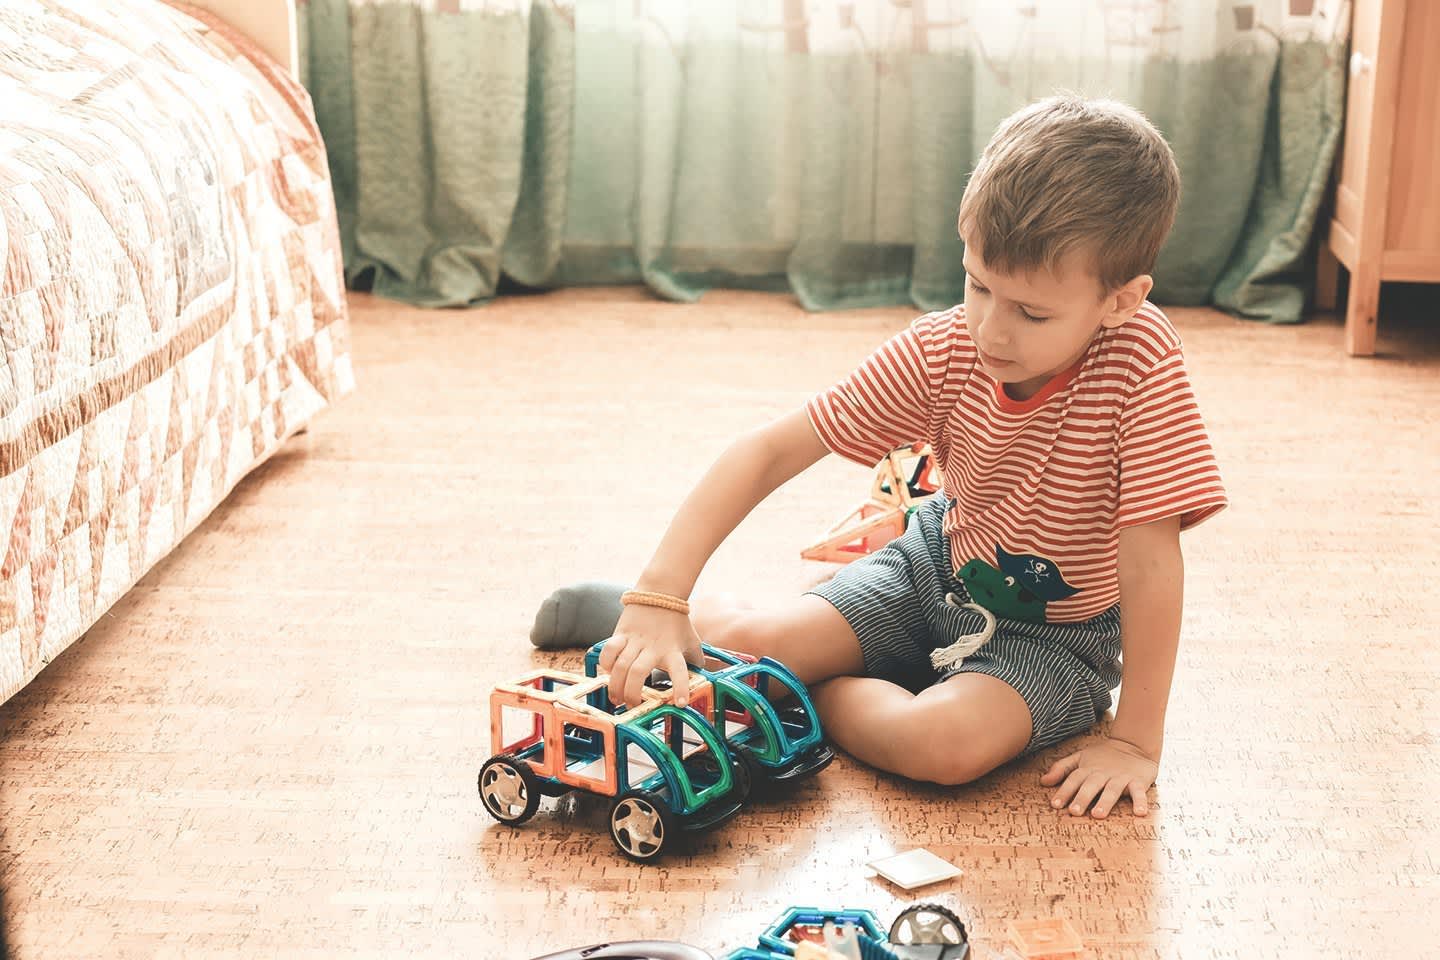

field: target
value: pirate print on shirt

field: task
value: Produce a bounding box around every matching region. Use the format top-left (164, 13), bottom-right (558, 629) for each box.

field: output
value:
top-left (957, 545), bottom-right (1080, 623)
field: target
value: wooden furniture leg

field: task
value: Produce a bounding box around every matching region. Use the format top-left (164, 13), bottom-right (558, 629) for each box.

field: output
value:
top-left (1345, 262), bottom-right (1381, 356)
top-left (1315, 241), bottom-right (1340, 313)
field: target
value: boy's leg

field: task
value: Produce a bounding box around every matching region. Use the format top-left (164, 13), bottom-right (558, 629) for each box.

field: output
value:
top-left (809, 672), bottom-right (1032, 785)
top-left (690, 593), bottom-right (866, 684)
top-left (695, 591), bottom-right (1035, 784)
top-left (527, 583), bottom-right (866, 683)
top-left (529, 581), bottom-right (627, 650)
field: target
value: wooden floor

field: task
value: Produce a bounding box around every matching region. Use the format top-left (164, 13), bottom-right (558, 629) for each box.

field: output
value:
top-left (1, 287), bottom-right (1437, 959)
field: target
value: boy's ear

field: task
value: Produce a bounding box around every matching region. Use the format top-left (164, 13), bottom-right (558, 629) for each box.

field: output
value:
top-left (1100, 274), bottom-right (1154, 328)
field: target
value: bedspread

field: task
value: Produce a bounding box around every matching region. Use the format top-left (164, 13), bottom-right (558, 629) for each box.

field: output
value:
top-left (0, 0), bottom-right (354, 702)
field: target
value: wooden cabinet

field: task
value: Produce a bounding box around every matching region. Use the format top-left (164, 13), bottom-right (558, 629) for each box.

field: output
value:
top-left (1318, 0), bottom-right (1440, 355)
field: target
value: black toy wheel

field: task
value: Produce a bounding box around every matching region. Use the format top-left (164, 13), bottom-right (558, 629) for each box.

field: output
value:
top-left (609, 790), bottom-right (678, 862)
top-left (726, 743), bottom-right (768, 804)
top-left (890, 902), bottom-right (967, 945)
top-left (731, 743), bottom-right (767, 802)
top-left (478, 753), bottom-right (542, 825)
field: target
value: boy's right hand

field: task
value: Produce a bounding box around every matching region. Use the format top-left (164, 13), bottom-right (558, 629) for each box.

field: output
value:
top-left (598, 605), bottom-right (703, 709)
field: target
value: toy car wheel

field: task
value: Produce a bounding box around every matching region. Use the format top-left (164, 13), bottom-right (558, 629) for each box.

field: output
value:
top-left (890, 902), bottom-right (967, 945)
top-left (478, 754), bottom-right (542, 826)
top-left (609, 790), bottom-right (677, 862)
top-left (731, 743), bottom-right (766, 802)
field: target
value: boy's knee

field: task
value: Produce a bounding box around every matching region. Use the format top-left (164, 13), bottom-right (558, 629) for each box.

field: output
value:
top-left (706, 614), bottom-right (780, 659)
top-left (895, 674), bottom-right (1032, 785)
top-left (909, 738), bottom-right (998, 786)
top-left (903, 704), bottom-right (1024, 785)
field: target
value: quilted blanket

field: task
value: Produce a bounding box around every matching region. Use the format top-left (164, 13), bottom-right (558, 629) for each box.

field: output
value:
top-left (0, 0), bottom-right (354, 703)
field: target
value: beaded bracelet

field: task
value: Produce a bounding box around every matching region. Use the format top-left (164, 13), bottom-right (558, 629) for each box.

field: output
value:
top-left (620, 589), bottom-right (691, 615)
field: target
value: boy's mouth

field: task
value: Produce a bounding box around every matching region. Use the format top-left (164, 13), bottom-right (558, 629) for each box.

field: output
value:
top-left (977, 346), bottom-right (1015, 367)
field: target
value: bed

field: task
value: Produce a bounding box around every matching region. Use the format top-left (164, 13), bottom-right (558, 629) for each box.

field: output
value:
top-left (0, 0), bottom-right (352, 704)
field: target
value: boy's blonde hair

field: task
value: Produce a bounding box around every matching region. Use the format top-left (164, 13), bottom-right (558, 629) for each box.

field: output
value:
top-left (957, 95), bottom-right (1180, 294)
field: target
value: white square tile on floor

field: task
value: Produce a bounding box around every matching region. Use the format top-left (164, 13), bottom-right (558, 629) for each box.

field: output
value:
top-left (866, 848), bottom-right (963, 889)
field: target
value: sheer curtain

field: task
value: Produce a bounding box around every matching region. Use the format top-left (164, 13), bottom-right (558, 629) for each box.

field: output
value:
top-left (300, 0), bottom-right (1349, 322)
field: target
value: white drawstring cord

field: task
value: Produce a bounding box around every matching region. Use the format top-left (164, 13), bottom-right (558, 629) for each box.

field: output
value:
top-left (929, 592), bottom-right (997, 671)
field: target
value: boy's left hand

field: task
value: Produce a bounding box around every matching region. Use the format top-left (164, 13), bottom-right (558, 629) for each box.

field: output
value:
top-left (1040, 736), bottom-right (1158, 819)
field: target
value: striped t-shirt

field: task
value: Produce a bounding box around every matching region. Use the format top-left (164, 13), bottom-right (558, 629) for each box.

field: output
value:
top-left (806, 302), bottom-right (1227, 624)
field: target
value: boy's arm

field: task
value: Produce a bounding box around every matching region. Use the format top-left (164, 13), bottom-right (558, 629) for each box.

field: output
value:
top-left (601, 408), bottom-right (830, 707)
top-left (1040, 514), bottom-right (1182, 817)
top-left (632, 407), bottom-right (830, 600)
top-left (1110, 514), bottom-right (1184, 759)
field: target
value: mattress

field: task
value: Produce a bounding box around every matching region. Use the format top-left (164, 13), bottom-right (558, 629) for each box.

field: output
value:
top-left (0, 0), bottom-right (354, 702)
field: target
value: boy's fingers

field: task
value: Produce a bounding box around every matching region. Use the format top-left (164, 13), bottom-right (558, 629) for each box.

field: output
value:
top-left (1040, 752), bottom-right (1082, 784)
top-left (607, 641), bottom-right (641, 704)
top-left (1069, 772), bottom-right (1108, 815)
top-left (1091, 780), bottom-right (1127, 819)
top-left (663, 651), bottom-right (690, 707)
top-left (1129, 780), bottom-right (1151, 816)
top-left (598, 637), bottom-right (621, 672)
top-left (1051, 767), bottom-right (1087, 807)
top-left (623, 652), bottom-right (655, 707)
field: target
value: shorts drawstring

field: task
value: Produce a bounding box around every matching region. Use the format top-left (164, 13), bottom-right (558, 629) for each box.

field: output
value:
top-left (930, 592), bottom-right (996, 671)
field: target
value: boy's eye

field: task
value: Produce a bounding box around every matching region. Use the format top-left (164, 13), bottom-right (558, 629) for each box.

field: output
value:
top-left (966, 275), bottom-right (1047, 320)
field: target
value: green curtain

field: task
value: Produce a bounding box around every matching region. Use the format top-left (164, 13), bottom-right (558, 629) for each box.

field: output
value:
top-left (299, 1), bottom-right (1348, 323)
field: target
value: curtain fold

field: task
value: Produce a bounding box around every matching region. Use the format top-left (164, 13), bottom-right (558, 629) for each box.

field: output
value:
top-left (299, 0), bottom-right (1348, 323)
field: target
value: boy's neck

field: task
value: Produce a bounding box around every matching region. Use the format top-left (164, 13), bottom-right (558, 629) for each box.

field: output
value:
top-left (1003, 377), bottom-right (1048, 402)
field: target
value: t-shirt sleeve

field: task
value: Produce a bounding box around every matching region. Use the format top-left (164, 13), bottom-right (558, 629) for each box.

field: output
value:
top-left (805, 311), bottom-right (954, 467)
top-left (1116, 346), bottom-right (1228, 531)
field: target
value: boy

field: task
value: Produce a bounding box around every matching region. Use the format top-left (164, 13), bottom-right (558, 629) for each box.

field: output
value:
top-left (531, 95), bottom-right (1226, 819)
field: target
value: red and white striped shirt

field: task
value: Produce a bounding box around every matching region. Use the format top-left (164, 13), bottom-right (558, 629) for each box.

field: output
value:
top-left (806, 302), bottom-right (1227, 623)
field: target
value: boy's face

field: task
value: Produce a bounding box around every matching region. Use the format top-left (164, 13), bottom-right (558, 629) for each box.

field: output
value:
top-left (961, 237), bottom-right (1150, 400)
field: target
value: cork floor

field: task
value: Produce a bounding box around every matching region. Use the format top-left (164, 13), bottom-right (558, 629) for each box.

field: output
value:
top-left (0, 287), bottom-right (1436, 959)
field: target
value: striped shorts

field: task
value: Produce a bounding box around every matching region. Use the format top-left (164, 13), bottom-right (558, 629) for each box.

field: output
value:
top-left (807, 497), bottom-right (1122, 755)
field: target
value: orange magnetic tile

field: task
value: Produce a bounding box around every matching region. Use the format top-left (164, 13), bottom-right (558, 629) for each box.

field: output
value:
top-left (1007, 917), bottom-right (1084, 957)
